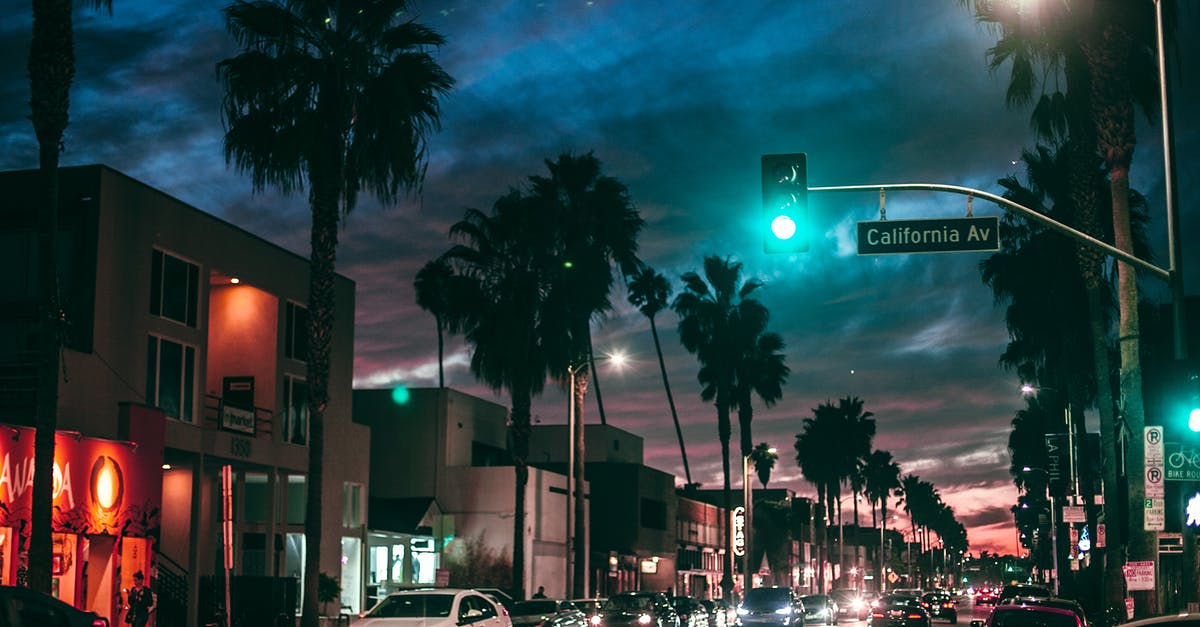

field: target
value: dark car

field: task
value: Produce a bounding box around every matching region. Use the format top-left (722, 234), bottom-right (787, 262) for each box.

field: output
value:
top-left (798, 595), bottom-right (838, 625)
top-left (869, 595), bottom-right (929, 627)
top-left (972, 588), bottom-right (998, 606)
top-left (511, 600), bottom-right (586, 627)
top-left (969, 602), bottom-right (1082, 627)
top-left (597, 592), bottom-right (680, 627)
top-left (0, 585), bottom-right (110, 627)
top-left (996, 584), bottom-right (1052, 604)
top-left (573, 599), bottom-right (607, 624)
top-left (672, 597), bottom-right (712, 627)
top-left (830, 590), bottom-right (870, 621)
top-left (919, 593), bottom-right (956, 624)
top-left (1118, 613), bottom-right (1200, 627)
top-left (739, 587), bottom-right (803, 627)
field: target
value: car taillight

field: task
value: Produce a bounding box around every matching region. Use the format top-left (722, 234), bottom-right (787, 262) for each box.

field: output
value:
top-left (870, 612), bottom-right (884, 619)
top-left (906, 614), bottom-right (923, 620)
top-left (92, 619), bottom-right (110, 627)
top-left (942, 603), bottom-right (953, 608)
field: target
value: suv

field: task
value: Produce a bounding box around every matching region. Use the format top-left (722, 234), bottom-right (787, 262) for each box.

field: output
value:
top-left (919, 592), bottom-right (957, 624)
top-left (738, 587), bottom-right (803, 627)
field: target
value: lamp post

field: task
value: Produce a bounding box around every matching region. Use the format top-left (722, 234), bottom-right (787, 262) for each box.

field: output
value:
top-left (566, 362), bottom-right (577, 599)
top-left (742, 446), bottom-right (776, 591)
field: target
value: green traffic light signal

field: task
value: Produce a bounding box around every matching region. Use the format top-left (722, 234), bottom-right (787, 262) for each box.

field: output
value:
top-left (761, 153), bottom-right (809, 253)
top-left (1187, 372), bottom-right (1200, 432)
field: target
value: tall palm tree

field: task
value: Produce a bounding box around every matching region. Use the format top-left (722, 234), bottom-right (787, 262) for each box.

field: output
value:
top-left (217, 3), bottom-right (452, 623)
top-left (794, 400), bottom-right (845, 593)
top-left (415, 258), bottom-right (453, 388)
top-left (532, 152), bottom-right (643, 597)
top-left (673, 255), bottom-right (769, 599)
top-left (750, 442), bottom-right (778, 488)
top-left (863, 449), bottom-right (901, 593)
top-left (26, 0), bottom-right (113, 594)
top-left (627, 266), bottom-right (691, 485)
top-left (439, 193), bottom-right (556, 599)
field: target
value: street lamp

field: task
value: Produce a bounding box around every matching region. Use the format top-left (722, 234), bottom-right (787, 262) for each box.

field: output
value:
top-left (742, 446), bottom-right (776, 591)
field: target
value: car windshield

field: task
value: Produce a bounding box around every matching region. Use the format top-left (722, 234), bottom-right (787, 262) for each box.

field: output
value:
top-left (605, 596), bottom-right (656, 611)
top-left (575, 601), bottom-right (604, 613)
top-left (990, 609), bottom-right (1078, 627)
top-left (743, 589), bottom-right (791, 611)
top-left (368, 594), bottom-right (455, 618)
top-left (515, 601), bottom-right (560, 615)
top-left (877, 595), bottom-right (919, 607)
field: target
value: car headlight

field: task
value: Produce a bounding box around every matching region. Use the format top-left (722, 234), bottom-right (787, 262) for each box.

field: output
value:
top-left (736, 608), bottom-right (749, 616)
top-left (774, 608), bottom-right (791, 616)
top-left (638, 615), bottom-right (653, 625)
top-left (591, 617), bottom-right (603, 626)
top-left (851, 601), bottom-right (863, 611)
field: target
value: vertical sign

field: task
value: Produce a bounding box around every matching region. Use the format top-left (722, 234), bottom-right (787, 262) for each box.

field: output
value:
top-left (731, 507), bottom-right (747, 557)
top-left (1145, 427), bottom-right (1165, 531)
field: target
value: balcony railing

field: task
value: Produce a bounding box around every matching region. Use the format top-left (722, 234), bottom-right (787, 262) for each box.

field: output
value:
top-left (202, 394), bottom-right (274, 440)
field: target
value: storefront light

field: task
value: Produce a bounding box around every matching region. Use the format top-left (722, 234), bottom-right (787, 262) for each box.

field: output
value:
top-left (90, 456), bottom-right (124, 511)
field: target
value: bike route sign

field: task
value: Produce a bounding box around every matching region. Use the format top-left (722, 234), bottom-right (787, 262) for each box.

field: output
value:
top-left (1165, 442), bottom-right (1200, 480)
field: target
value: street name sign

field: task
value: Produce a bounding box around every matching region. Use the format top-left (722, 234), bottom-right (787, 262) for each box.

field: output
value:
top-left (857, 216), bottom-right (1000, 255)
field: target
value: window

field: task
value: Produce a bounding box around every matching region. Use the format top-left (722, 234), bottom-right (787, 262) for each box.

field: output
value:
top-left (146, 335), bottom-right (196, 422)
top-left (286, 476), bottom-right (307, 525)
top-left (150, 249), bottom-right (199, 327)
top-left (284, 375), bottom-right (309, 445)
top-left (640, 498), bottom-right (667, 530)
top-left (284, 301), bottom-right (309, 361)
top-left (343, 482), bottom-right (364, 527)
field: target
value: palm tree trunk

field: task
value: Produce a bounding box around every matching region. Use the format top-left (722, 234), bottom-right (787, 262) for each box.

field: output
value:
top-left (587, 337), bottom-right (607, 426)
top-left (511, 386), bottom-right (533, 600)
top-left (650, 318), bottom-right (690, 484)
top-left (718, 399), bottom-right (734, 600)
top-left (815, 489), bottom-right (826, 594)
top-left (27, 0), bottom-right (74, 596)
top-left (737, 390), bottom-right (753, 459)
top-left (573, 367), bottom-right (589, 598)
top-left (300, 182), bottom-right (339, 627)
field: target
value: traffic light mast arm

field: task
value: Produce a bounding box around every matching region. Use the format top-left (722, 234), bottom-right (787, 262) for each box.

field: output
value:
top-left (810, 182), bottom-right (1171, 281)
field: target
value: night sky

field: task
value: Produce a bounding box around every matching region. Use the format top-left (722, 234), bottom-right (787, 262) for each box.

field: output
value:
top-left (3, 1), bottom-right (1198, 556)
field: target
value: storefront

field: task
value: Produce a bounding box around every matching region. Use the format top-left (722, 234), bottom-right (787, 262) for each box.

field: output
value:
top-left (0, 407), bottom-right (163, 624)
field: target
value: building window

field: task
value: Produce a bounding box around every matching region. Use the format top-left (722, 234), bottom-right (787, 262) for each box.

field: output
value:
top-left (284, 301), bottom-right (309, 362)
top-left (640, 498), bottom-right (667, 530)
top-left (146, 335), bottom-right (196, 422)
top-left (284, 375), bottom-right (308, 445)
top-left (150, 249), bottom-right (199, 327)
top-left (343, 482), bottom-right (364, 528)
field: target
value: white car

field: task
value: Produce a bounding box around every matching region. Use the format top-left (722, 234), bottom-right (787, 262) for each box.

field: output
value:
top-left (358, 588), bottom-right (514, 627)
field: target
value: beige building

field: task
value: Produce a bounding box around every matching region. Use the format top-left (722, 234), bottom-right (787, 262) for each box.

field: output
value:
top-left (0, 165), bottom-right (370, 626)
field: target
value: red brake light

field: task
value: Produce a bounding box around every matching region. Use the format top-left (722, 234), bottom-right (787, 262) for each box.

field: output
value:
top-left (93, 619), bottom-right (110, 627)
top-left (906, 614), bottom-right (923, 620)
top-left (871, 612), bottom-right (885, 619)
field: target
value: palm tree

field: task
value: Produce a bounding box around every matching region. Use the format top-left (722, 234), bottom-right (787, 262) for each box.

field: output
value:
top-left (750, 442), bottom-right (778, 488)
top-left (863, 449), bottom-right (900, 593)
top-left (532, 152), bottom-right (643, 597)
top-left (26, 0), bottom-right (113, 594)
top-left (794, 400), bottom-right (845, 593)
top-left (627, 266), bottom-right (691, 485)
top-left (439, 192), bottom-right (556, 599)
top-left (217, 3), bottom-right (452, 623)
top-left (673, 255), bottom-right (769, 599)
top-left (415, 258), bottom-right (453, 388)
top-left (733, 330), bottom-right (789, 459)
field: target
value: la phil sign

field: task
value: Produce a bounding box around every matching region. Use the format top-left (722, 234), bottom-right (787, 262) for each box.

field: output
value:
top-left (731, 507), bottom-right (747, 557)
top-left (0, 424), bottom-right (162, 537)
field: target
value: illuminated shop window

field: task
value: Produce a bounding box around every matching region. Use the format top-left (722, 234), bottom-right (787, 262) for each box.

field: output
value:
top-left (343, 483), bottom-right (363, 528)
top-left (146, 335), bottom-right (196, 422)
top-left (150, 249), bottom-right (199, 327)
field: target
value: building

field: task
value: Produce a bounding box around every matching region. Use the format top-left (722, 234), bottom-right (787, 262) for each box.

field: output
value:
top-left (0, 165), bottom-right (370, 626)
top-left (353, 387), bottom-right (576, 599)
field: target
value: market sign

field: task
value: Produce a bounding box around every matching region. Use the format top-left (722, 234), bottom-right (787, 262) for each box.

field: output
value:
top-left (731, 506), bottom-right (746, 557)
top-left (857, 216), bottom-right (999, 255)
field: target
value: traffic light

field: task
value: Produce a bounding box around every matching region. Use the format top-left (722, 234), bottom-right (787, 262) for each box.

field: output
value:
top-left (761, 153), bottom-right (809, 253)
top-left (1186, 371), bottom-right (1200, 432)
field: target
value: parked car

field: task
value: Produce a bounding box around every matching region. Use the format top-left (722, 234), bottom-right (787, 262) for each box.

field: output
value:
top-left (738, 587), bottom-right (804, 627)
top-left (596, 592), bottom-right (680, 627)
top-left (1119, 613), bottom-right (1200, 627)
top-left (869, 595), bottom-right (929, 627)
top-left (511, 600), bottom-right (586, 627)
top-left (798, 595), bottom-right (839, 625)
top-left (830, 590), bottom-right (871, 621)
top-left (968, 601), bottom-right (1083, 627)
top-left (359, 589), bottom-right (513, 627)
top-left (919, 592), bottom-right (956, 624)
top-left (672, 597), bottom-right (712, 627)
top-left (0, 586), bottom-right (110, 627)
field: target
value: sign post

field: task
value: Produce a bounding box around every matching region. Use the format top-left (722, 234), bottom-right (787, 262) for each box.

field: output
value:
top-left (1145, 428), bottom-right (1165, 531)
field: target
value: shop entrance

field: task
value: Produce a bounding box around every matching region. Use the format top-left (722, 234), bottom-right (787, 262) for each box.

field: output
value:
top-left (85, 535), bottom-right (116, 623)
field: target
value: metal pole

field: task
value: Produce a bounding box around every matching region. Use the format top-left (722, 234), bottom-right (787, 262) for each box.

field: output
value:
top-left (566, 365), bottom-right (574, 599)
top-left (743, 454), bottom-right (752, 592)
top-left (1154, 0), bottom-right (1189, 360)
top-left (1051, 495), bottom-right (1059, 596)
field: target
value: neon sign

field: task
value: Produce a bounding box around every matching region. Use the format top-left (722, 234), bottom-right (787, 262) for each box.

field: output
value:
top-left (732, 506), bottom-right (746, 557)
top-left (1187, 492), bottom-right (1200, 527)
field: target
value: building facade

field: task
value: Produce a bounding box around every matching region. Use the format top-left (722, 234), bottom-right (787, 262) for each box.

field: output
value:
top-left (0, 165), bottom-right (370, 626)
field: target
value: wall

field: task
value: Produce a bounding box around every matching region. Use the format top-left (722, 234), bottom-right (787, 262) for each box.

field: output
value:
top-left (206, 283), bottom-right (278, 409)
